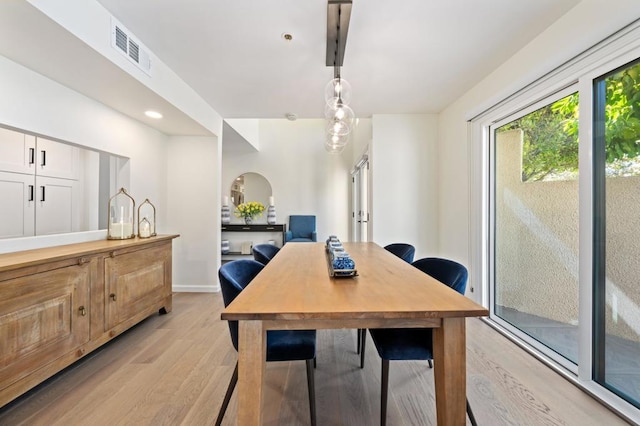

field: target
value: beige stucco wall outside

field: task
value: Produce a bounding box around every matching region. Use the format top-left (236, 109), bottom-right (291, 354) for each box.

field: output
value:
top-left (495, 130), bottom-right (639, 342)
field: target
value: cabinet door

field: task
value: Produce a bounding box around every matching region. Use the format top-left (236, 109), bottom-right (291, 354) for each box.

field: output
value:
top-left (35, 137), bottom-right (79, 180)
top-left (0, 171), bottom-right (35, 238)
top-left (0, 263), bottom-right (91, 392)
top-left (0, 129), bottom-right (36, 174)
top-left (104, 243), bottom-right (172, 331)
top-left (34, 177), bottom-right (79, 236)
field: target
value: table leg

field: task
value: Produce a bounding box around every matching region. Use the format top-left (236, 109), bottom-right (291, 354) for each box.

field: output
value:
top-left (237, 320), bottom-right (266, 425)
top-left (433, 317), bottom-right (466, 426)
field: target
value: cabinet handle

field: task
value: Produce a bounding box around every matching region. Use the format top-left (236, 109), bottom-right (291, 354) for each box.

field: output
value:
top-left (28, 185), bottom-right (34, 202)
top-left (78, 257), bottom-right (88, 265)
top-left (40, 186), bottom-right (45, 202)
top-left (110, 293), bottom-right (117, 301)
top-left (41, 150), bottom-right (46, 167)
top-left (79, 306), bottom-right (87, 316)
top-left (29, 148), bottom-right (35, 165)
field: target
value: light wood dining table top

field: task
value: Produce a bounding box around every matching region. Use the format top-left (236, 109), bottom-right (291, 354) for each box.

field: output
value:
top-left (222, 242), bottom-right (488, 322)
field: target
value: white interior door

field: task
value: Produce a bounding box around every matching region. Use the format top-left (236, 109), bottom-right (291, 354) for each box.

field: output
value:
top-left (351, 156), bottom-right (369, 242)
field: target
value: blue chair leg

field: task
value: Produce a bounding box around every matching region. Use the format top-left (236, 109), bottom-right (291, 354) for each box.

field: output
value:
top-left (306, 359), bottom-right (317, 426)
top-left (360, 329), bottom-right (366, 368)
top-left (215, 362), bottom-right (238, 426)
top-left (380, 359), bottom-right (389, 426)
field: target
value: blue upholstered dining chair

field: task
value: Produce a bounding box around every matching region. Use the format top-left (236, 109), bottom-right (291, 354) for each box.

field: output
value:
top-left (252, 243), bottom-right (280, 265)
top-left (285, 215), bottom-right (317, 242)
top-left (357, 243), bottom-right (417, 364)
top-left (383, 243), bottom-right (416, 263)
top-left (366, 257), bottom-right (477, 426)
top-left (216, 259), bottom-right (317, 426)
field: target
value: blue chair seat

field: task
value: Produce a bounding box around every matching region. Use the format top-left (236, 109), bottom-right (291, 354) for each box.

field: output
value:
top-left (267, 330), bottom-right (316, 361)
top-left (369, 328), bottom-right (433, 360)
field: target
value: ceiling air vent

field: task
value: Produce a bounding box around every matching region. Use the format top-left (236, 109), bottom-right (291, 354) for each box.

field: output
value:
top-left (110, 18), bottom-right (151, 76)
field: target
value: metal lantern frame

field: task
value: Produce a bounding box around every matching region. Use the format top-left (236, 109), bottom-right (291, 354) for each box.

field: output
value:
top-left (137, 198), bottom-right (157, 238)
top-left (107, 188), bottom-right (136, 240)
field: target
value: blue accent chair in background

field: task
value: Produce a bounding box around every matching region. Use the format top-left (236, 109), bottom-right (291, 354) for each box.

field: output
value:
top-left (216, 259), bottom-right (317, 426)
top-left (365, 257), bottom-right (477, 426)
top-left (285, 215), bottom-right (317, 242)
top-left (252, 243), bottom-right (280, 265)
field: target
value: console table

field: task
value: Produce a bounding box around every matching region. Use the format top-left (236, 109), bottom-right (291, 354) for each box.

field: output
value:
top-left (221, 224), bottom-right (286, 261)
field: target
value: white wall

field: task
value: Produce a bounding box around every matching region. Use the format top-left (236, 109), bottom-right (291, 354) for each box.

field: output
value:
top-left (166, 135), bottom-right (220, 292)
top-left (371, 114), bottom-right (438, 260)
top-left (222, 119), bottom-right (359, 243)
top-left (438, 0), bottom-right (640, 298)
top-left (0, 55), bottom-right (168, 240)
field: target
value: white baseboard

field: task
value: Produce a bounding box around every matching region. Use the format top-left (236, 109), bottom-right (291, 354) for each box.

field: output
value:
top-left (172, 284), bottom-right (220, 293)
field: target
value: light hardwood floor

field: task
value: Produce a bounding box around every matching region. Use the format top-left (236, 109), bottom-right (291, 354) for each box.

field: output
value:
top-left (0, 293), bottom-right (631, 425)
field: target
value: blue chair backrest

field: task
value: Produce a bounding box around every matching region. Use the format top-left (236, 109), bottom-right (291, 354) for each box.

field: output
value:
top-left (411, 257), bottom-right (468, 295)
top-left (289, 215), bottom-right (316, 239)
top-left (252, 244), bottom-right (280, 265)
top-left (219, 259), bottom-right (264, 350)
top-left (384, 243), bottom-right (415, 263)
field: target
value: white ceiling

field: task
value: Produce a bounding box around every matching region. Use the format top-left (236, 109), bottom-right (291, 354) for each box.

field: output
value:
top-left (0, 0), bottom-right (581, 135)
top-left (95, 0), bottom-right (580, 119)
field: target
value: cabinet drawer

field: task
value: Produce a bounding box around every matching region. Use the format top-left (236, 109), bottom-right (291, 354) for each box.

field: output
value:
top-left (0, 263), bottom-right (90, 390)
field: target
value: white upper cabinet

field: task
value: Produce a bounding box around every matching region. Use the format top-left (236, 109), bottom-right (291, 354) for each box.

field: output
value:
top-left (34, 176), bottom-right (78, 236)
top-left (0, 128), bottom-right (36, 175)
top-left (0, 128), bottom-right (83, 238)
top-left (35, 137), bottom-right (80, 180)
top-left (0, 171), bottom-right (35, 239)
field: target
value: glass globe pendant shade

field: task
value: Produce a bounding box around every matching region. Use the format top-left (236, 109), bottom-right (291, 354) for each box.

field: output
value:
top-left (325, 77), bottom-right (352, 107)
top-left (325, 138), bottom-right (346, 153)
top-left (327, 133), bottom-right (349, 147)
top-left (324, 102), bottom-right (355, 124)
top-left (326, 117), bottom-right (352, 136)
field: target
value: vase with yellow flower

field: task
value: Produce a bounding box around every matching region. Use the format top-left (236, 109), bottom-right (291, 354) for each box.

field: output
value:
top-left (235, 201), bottom-right (266, 224)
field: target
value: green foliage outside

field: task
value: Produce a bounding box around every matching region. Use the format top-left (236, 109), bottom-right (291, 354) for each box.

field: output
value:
top-left (497, 61), bottom-right (640, 182)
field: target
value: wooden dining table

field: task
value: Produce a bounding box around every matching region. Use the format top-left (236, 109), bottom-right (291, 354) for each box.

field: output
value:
top-left (221, 242), bottom-right (488, 425)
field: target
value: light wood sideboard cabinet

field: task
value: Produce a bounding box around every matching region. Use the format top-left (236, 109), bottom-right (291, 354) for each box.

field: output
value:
top-left (0, 235), bottom-right (178, 408)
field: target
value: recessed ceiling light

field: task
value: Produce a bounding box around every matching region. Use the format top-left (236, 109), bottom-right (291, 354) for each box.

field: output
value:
top-left (145, 110), bottom-right (163, 119)
top-left (281, 33), bottom-right (293, 42)
top-left (285, 113), bottom-right (297, 121)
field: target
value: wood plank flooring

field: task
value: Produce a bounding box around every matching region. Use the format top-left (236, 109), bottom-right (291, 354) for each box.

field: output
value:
top-left (0, 292), bottom-right (631, 425)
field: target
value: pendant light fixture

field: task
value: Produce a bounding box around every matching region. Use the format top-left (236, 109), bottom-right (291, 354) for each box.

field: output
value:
top-left (324, 0), bottom-right (354, 153)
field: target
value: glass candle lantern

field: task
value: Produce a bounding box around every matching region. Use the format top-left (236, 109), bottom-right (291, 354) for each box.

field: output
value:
top-left (107, 188), bottom-right (135, 240)
top-left (137, 198), bottom-right (157, 238)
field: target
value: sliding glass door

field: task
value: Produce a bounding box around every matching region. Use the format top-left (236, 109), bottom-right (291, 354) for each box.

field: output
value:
top-left (593, 59), bottom-right (640, 407)
top-left (491, 90), bottom-right (580, 365)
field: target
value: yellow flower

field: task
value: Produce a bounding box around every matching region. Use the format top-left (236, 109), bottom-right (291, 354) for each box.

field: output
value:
top-left (234, 201), bottom-right (266, 218)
